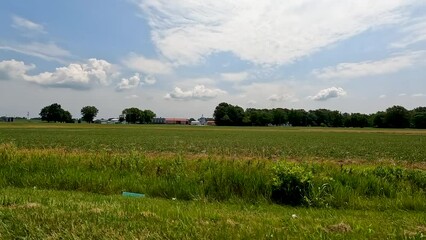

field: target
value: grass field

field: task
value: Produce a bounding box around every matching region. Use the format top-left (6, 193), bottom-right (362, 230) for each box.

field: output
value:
top-left (0, 123), bottom-right (425, 239)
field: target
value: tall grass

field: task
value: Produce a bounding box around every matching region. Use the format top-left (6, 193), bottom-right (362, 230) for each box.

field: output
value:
top-left (1, 143), bottom-right (425, 210)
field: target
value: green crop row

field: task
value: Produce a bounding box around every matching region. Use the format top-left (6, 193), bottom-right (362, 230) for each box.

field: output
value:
top-left (1, 124), bottom-right (426, 162)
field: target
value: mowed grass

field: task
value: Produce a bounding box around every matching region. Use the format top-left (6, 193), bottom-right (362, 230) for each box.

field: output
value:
top-left (0, 123), bottom-right (425, 239)
top-left (1, 187), bottom-right (425, 239)
top-left (1, 123), bottom-right (426, 162)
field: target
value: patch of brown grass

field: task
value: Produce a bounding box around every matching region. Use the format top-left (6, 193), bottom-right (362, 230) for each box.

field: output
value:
top-left (325, 222), bottom-right (352, 233)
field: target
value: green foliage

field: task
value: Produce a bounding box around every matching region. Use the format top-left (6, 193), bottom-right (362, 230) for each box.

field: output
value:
top-left (80, 106), bottom-right (98, 123)
top-left (122, 107), bottom-right (156, 124)
top-left (213, 102), bottom-right (426, 128)
top-left (39, 103), bottom-right (73, 123)
top-left (213, 102), bottom-right (244, 126)
top-left (271, 162), bottom-right (312, 205)
top-left (385, 105), bottom-right (410, 128)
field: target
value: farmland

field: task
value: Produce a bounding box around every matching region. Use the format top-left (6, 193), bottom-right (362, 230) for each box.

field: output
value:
top-left (0, 123), bottom-right (425, 239)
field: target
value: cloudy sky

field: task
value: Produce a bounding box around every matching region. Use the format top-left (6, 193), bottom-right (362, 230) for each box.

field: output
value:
top-left (1, 0), bottom-right (425, 119)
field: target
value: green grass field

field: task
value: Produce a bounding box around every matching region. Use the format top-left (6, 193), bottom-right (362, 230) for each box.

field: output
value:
top-left (0, 123), bottom-right (425, 239)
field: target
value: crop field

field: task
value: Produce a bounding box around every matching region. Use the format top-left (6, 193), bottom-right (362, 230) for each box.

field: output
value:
top-left (0, 123), bottom-right (425, 239)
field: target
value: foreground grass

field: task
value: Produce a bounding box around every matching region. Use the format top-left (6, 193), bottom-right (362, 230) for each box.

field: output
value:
top-left (1, 187), bottom-right (425, 239)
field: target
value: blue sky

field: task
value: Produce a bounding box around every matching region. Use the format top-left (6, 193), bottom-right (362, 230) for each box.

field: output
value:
top-left (1, 0), bottom-right (425, 119)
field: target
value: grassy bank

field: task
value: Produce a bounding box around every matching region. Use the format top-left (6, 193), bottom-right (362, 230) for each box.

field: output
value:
top-left (1, 143), bottom-right (425, 210)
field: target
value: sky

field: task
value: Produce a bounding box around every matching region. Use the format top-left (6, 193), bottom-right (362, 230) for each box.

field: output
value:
top-left (1, 0), bottom-right (426, 119)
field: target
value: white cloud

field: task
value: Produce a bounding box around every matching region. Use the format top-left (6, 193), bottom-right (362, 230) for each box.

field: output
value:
top-left (12, 16), bottom-right (45, 33)
top-left (221, 72), bottom-right (249, 82)
top-left (412, 93), bottom-right (425, 97)
top-left (0, 59), bottom-right (35, 80)
top-left (116, 73), bottom-right (141, 91)
top-left (228, 81), bottom-right (304, 108)
top-left (391, 17), bottom-right (426, 48)
top-left (0, 42), bottom-right (71, 63)
top-left (143, 75), bottom-right (157, 85)
top-left (136, 0), bottom-right (414, 65)
top-left (165, 85), bottom-right (226, 101)
top-left (308, 87), bottom-right (347, 101)
top-left (313, 51), bottom-right (425, 79)
top-left (267, 94), bottom-right (299, 103)
top-left (25, 58), bottom-right (117, 89)
top-left (122, 53), bottom-right (172, 74)
top-left (399, 93), bottom-right (407, 97)
top-left (379, 94), bottom-right (387, 99)
top-left (116, 73), bottom-right (157, 91)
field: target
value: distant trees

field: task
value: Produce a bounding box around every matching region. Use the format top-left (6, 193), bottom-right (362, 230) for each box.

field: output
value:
top-left (213, 102), bottom-right (244, 126)
top-left (81, 106), bottom-right (99, 123)
top-left (384, 105), bottom-right (410, 128)
top-left (411, 107), bottom-right (426, 129)
top-left (122, 107), bottom-right (156, 124)
top-left (212, 103), bottom-right (426, 129)
top-left (40, 103), bottom-right (73, 123)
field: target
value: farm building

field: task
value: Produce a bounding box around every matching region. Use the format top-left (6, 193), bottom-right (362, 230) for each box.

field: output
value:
top-left (165, 118), bottom-right (189, 125)
top-left (152, 117), bottom-right (166, 124)
top-left (153, 117), bottom-right (189, 125)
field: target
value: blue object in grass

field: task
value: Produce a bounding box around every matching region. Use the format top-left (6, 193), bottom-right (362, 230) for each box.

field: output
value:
top-left (122, 192), bottom-right (145, 198)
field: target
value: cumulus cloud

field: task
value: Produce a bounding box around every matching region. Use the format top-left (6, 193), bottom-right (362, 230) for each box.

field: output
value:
top-left (0, 59), bottom-right (35, 80)
top-left (308, 87), bottom-right (347, 101)
top-left (313, 51), bottom-right (425, 79)
top-left (116, 73), bottom-right (141, 91)
top-left (221, 72), bottom-right (249, 82)
top-left (165, 85), bottom-right (226, 101)
top-left (390, 17), bottom-right (426, 48)
top-left (0, 42), bottom-right (71, 63)
top-left (122, 53), bottom-right (172, 74)
top-left (116, 73), bottom-right (157, 91)
top-left (136, 0), bottom-right (414, 65)
top-left (12, 15), bottom-right (45, 33)
top-left (267, 94), bottom-right (299, 103)
top-left (24, 58), bottom-right (116, 89)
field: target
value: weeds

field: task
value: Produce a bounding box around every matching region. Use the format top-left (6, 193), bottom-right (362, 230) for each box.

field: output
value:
top-left (0, 143), bottom-right (424, 210)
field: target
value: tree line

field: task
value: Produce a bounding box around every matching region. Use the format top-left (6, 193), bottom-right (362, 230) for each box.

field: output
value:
top-left (39, 103), bottom-right (156, 124)
top-left (213, 102), bottom-right (426, 129)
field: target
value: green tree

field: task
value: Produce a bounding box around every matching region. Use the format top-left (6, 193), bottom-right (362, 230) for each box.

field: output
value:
top-left (411, 107), bottom-right (426, 129)
top-left (40, 103), bottom-right (73, 123)
top-left (385, 105), bottom-right (410, 128)
top-left (81, 106), bottom-right (99, 123)
top-left (142, 110), bottom-right (156, 123)
top-left (122, 107), bottom-right (143, 124)
top-left (213, 102), bottom-right (245, 126)
top-left (372, 111), bottom-right (386, 128)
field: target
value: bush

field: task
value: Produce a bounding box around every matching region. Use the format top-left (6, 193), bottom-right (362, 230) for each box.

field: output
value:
top-left (271, 162), bottom-right (312, 205)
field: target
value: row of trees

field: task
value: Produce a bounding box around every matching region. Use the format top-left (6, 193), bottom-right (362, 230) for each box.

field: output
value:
top-left (39, 103), bottom-right (156, 124)
top-left (121, 108), bottom-right (156, 124)
top-left (213, 102), bottom-right (426, 129)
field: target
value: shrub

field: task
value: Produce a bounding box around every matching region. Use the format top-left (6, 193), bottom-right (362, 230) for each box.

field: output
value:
top-left (271, 162), bottom-right (312, 205)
